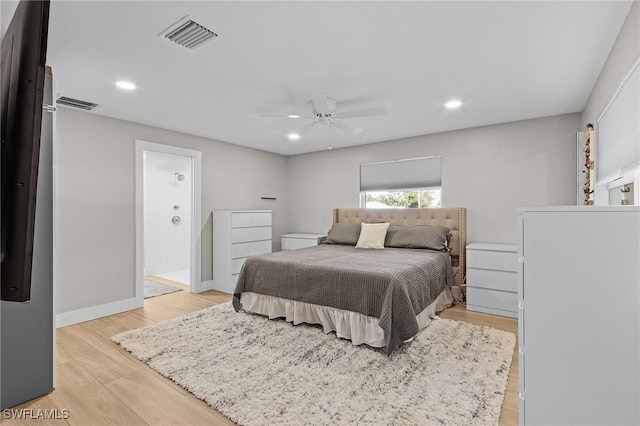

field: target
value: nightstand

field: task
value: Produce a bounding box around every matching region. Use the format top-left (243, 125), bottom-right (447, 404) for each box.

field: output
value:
top-left (281, 233), bottom-right (326, 250)
top-left (466, 243), bottom-right (518, 318)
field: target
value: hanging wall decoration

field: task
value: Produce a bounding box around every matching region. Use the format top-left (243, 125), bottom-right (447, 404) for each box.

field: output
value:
top-left (583, 123), bottom-right (595, 205)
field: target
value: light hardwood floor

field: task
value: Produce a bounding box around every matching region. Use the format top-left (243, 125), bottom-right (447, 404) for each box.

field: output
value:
top-left (3, 287), bottom-right (518, 425)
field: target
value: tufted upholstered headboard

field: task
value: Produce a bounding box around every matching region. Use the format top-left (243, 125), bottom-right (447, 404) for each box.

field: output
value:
top-left (333, 207), bottom-right (467, 287)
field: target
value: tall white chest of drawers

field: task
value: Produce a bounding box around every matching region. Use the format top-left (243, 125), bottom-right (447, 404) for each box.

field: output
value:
top-left (518, 206), bottom-right (640, 425)
top-left (212, 210), bottom-right (272, 294)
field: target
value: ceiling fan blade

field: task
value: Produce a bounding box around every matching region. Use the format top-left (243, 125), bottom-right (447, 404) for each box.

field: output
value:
top-left (330, 118), bottom-right (362, 135)
top-left (297, 120), bottom-right (318, 134)
top-left (310, 93), bottom-right (331, 115)
top-left (260, 113), bottom-right (315, 119)
top-left (333, 106), bottom-right (388, 119)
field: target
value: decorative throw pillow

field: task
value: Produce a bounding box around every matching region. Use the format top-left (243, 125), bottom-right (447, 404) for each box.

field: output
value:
top-left (324, 223), bottom-right (361, 245)
top-left (385, 225), bottom-right (451, 252)
top-left (356, 222), bottom-right (390, 249)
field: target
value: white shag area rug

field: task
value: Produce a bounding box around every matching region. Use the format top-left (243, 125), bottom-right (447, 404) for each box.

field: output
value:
top-left (112, 302), bottom-right (515, 426)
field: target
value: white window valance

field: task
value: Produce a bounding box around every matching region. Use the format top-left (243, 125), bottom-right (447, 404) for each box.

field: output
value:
top-left (360, 156), bottom-right (442, 191)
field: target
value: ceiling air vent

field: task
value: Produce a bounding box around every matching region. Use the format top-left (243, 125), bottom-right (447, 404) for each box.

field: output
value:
top-left (56, 96), bottom-right (99, 111)
top-left (159, 16), bottom-right (217, 51)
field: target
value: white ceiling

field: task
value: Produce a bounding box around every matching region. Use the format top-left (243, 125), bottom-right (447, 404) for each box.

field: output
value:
top-left (46, 1), bottom-right (633, 156)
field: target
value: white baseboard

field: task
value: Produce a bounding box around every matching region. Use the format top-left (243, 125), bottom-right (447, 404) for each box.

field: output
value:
top-left (56, 297), bottom-right (137, 328)
top-left (199, 279), bottom-right (216, 293)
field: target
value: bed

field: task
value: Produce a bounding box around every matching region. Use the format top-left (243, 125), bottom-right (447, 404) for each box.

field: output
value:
top-left (233, 207), bottom-right (467, 355)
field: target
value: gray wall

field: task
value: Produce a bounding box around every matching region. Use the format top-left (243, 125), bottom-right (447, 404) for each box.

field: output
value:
top-left (55, 108), bottom-right (288, 314)
top-left (287, 113), bottom-right (580, 244)
top-left (581, 1), bottom-right (639, 126)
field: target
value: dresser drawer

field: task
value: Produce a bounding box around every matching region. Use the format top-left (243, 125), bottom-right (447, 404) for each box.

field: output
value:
top-left (281, 235), bottom-right (323, 250)
top-left (232, 257), bottom-right (247, 275)
top-left (467, 248), bottom-right (517, 272)
top-left (282, 238), bottom-right (313, 250)
top-left (231, 240), bottom-right (271, 259)
top-left (467, 268), bottom-right (517, 292)
top-left (216, 275), bottom-right (238, 294)
top-left (230, 274), bottom-right (241, 291)
top-left (467, 287), bottom-right (517, 314)
top-left (231, 212), bottom-right (272, 228)
top-left (231, 226), bottom-right (271, 243)
top-left (252, 212), bottom-right (272, 227)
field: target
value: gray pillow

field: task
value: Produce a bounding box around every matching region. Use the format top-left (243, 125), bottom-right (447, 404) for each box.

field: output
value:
top-left (324, 223), bottom-right (361, 246)
top-left (384, 225), bottom-right (451, 252)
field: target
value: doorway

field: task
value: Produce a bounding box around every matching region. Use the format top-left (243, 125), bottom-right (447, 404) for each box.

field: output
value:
top-left (135, 140), bottom-right (202, 307)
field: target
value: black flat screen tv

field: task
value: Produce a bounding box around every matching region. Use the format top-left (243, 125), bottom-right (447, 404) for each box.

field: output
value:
top-left (1, 0), bottom-right (50, 302)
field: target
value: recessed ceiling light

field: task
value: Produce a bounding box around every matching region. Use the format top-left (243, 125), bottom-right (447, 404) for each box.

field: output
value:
top-left (287, 115), bottom-right (300, 119)
top-left (288, 133), bottom-right (300, 141)
top-left (445, 100), bottom-right (462, 109)
top-left (116, 81), bottom-right (136, 90)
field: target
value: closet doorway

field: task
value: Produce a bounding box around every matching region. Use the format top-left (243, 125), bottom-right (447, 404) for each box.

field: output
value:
top-left (135, 140), bottom-right (202, 307)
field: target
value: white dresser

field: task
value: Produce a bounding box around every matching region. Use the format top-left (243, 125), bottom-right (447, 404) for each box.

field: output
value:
top-left (518, 206), bottom-right (640, 425)
top-left (212, 210), bottom-right (272, 294)
top-left (281, 233), bottom-right (326, 250)
top-left (466, 243), bottom-right (518, 318)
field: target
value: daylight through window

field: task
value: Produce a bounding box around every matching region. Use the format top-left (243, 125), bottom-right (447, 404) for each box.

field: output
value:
top-left (363, 189), bottom-right (441, 208)
top-left (360, 156), bottom-right (442, 209)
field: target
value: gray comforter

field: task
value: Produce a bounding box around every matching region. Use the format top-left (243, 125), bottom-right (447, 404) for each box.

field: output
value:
top-left (233, 244), bottom-right (453, 355)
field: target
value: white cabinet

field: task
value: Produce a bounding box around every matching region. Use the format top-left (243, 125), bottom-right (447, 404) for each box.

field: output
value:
top-left (281, 233), bottom-right (326, 250)
top-left (466, 243), bottom-right (518, 318)
top-left (212, 210), bottom-right (272, 294)
top-left (518, 206), bottom-right (640, 425)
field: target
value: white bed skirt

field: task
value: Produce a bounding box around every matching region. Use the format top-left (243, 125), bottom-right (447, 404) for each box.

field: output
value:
top-left (238, 286), bottom-right (454, 348)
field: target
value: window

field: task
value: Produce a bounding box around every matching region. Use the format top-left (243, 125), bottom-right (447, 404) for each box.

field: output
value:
top-left (363, 189), bottom-right (441, 208)
top-left (360, 156), bottom-right (442, 208)
top-left (596, 57), bottom-right (639, 185)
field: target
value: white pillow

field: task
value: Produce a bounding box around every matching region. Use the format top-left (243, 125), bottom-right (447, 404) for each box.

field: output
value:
top-left (355, 223), bottom-right (390, 249)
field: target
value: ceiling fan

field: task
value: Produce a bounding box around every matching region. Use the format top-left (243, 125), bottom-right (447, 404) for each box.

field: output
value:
top-left (261, 93), bottom-right (388, 135)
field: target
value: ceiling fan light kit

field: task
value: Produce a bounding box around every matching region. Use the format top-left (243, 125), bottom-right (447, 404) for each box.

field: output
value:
top-left (261, 93), bottom-right (388, 139)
